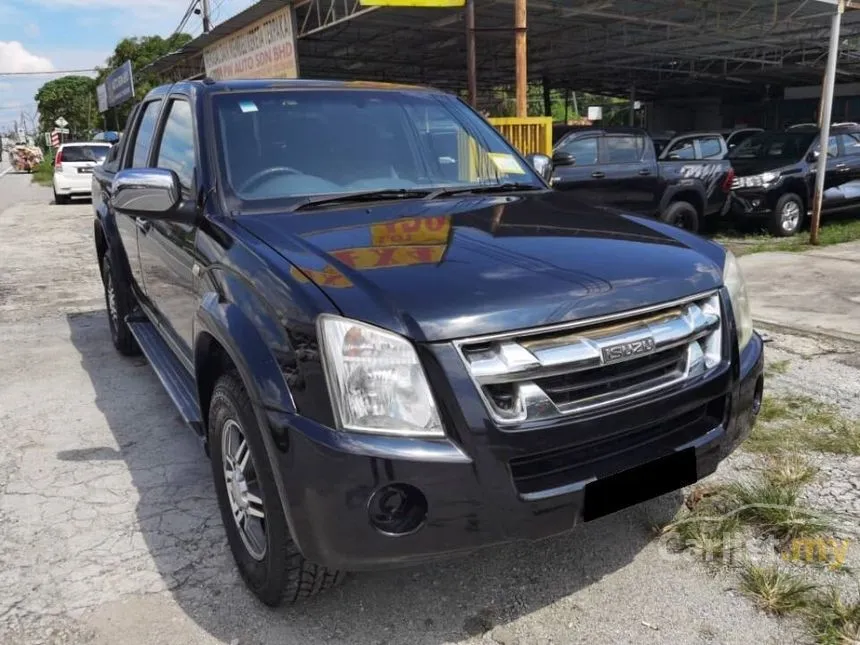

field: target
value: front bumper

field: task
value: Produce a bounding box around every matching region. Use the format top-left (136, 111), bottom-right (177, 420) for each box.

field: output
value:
top-left (266, 332), bottom-right (764, 571)
top-left (729, 190), bottom-right (775, 218)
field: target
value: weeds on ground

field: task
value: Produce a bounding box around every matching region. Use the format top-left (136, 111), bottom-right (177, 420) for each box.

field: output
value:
top-left (805, 588), bottom-right (860, 645)
top-left (746, 394), bottom-right (860, 456)
top-left (739, 563), bottom-right (817, 615)
top-left (762, 453), bottom-right (818, 491)
top-left (663, 487), bottom-right (742, 562)
top-left (764, 359), bottom-right (791, 378)
top-left (31, 158), bottom-right (53, 186)
top-left (714, 219), bottom-right (860, 256)
top-left (728, 478), bottom-right (828, 543)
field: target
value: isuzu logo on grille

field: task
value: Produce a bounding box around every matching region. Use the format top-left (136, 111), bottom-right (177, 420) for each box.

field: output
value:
top-left (601, 337), bottom-right (656, 364)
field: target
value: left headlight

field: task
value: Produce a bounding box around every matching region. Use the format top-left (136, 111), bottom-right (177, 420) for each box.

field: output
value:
top-left (317, 314), bottom-right (444, 437)
top-left (723, 251), bottom-right (754, 351)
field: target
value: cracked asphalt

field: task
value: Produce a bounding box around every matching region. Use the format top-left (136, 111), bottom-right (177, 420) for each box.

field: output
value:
top-left (0, 171), bottom-right (797, 644)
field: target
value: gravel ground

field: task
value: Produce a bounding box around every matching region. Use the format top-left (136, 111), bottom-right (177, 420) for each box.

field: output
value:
top-left (0, 174), bottom-right (852, 644)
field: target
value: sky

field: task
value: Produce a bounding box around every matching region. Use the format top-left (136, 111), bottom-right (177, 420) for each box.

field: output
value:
top-left (0, 0), bottom-right (256, 131)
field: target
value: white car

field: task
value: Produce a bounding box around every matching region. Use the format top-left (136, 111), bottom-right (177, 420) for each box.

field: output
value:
top-left (52, 142), bottom-right (112, 204)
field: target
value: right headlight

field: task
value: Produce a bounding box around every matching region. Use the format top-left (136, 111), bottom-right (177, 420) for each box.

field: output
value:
top-left (317, 314), bottom-right (444, 437)
top-left (723, 250), bottom-right (753, 351)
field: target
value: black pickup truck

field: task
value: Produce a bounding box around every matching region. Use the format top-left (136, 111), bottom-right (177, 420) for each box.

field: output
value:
top-left (92, 79), bottom-right (763, 606)
top-left (728, 124), bottom-right (860, 236)
top-left (551, 127), bottom-right (735, 232)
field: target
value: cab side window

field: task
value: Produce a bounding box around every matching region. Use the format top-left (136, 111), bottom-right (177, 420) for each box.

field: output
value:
top-left (556, 136), bottom-right (598, 166)
top-left (699, 137), bottom-right (724, 159)
top-left (839, 133), bottom-right (860, 156)
top-left (155, 99), bottom-right (196, 191)
top-left (666, 140), bottom-right (696, 160)
top-left (130, 100), bottom-right (162, 168)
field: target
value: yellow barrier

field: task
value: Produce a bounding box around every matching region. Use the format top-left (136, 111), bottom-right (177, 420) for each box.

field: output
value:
top-left (488, 116), bottom-right (553, 157)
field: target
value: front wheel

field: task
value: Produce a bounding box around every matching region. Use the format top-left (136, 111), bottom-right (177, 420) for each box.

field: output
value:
top-left (208, 372), bottom-right (344, 606)
top-left (769, 193), bottom-right (804, 237)
top-left (660, 200), bottom-right (700, 232)
top-left (101, 256), bottom-right (139, 356)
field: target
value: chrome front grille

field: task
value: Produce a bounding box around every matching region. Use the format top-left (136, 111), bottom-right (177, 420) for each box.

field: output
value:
top-left (455, 292), bottom-right (723, 426)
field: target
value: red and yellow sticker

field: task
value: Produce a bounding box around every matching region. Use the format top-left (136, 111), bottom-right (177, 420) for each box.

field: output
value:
top-left (370, 215), bottom-right (451, 247)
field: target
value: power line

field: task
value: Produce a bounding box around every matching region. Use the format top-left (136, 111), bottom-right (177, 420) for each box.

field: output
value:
top-left (0, 68), bottom-right (98, 76)
top-left (173, 0), bottom-right (199, 37)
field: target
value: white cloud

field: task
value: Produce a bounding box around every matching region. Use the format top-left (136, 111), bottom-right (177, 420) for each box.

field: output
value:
top-left (0, 41), bottom-right (54, 74)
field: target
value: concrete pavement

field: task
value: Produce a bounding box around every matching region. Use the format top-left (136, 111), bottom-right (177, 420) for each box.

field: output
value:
top-left (739, 241), bottom-right (860, 343)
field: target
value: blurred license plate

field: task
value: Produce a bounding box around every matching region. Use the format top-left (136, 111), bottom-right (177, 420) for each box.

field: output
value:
top-left (78, 167), bottom-right (93, 174)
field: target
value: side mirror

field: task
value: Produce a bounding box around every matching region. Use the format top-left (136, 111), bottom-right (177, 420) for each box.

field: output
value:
top-left (807, 150), bottom-right (820, 162)
top-left (551, 151), bottom-right (576, 167)
top-left (525, 153), bottom-right (553, 181)
top-left (112, 168), bottom-right (195, 223)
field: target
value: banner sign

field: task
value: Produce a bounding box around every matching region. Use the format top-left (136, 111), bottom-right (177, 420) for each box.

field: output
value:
top-left (359, 0), bottom-right (465, 5)
top-left (96, 83), bottom-right (108, 113)
top-left (105, 60), bottom-right (134, 109)
top-left (203, 5), bottom-right (298, 80)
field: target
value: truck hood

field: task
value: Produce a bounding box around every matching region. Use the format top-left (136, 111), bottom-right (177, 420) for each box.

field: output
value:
top-left (237, 192), bottom-right (725, 342)
top-left (729, 158), bottom-right (799, 177)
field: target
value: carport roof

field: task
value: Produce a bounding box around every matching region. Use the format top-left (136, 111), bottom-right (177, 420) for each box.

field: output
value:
top-left (145, 0), bottom-right (860, 99)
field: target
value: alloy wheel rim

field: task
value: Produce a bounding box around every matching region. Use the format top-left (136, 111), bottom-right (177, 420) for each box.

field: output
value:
top-left (222, 419), bottom-right (267, 560)
top-left (781, 202), bottom-right (800, 232)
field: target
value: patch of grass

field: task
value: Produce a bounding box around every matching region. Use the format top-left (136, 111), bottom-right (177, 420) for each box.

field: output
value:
top-left (714, 219), bottom-right (860, 256)
top-left (762, 453), bottom-right (818, 491)
top-left (765, 359), bottom-right (791, 378)
top-left (664, 485), bottom-right (743, 562)
top-left (805, 588), bottom-right (860, 645)
top-left (30, 158), bottom-right (53, 186)
top-left (728, 479), bottom-right (828, 543)
top-left (739, 564), bottom-right (817, 615)
top-left (746, 394), bottom-right (860, 456)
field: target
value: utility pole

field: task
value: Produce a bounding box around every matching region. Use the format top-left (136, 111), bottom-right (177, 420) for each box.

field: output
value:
top-left (201, 0), bottom-right (212, 33)
top-left (466, 0), bottom-right (477, 108)
top-left (514, 0), bottom-right (527, 117)
top-left (811, 0), bottom-right (845, 245)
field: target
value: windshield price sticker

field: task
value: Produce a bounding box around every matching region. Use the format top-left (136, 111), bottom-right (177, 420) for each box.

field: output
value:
top-left (488, 153), bottom-right (526, 175)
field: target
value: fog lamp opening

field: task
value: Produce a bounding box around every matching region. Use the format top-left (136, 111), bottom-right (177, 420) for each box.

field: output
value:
top-left (368, 483), bottom-right (428, 536)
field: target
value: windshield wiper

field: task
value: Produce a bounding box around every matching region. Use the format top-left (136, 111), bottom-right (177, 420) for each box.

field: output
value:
top-left (426, 182), bottom-right (543, 199)
top-left (289, 188), bottom-right (434, 212)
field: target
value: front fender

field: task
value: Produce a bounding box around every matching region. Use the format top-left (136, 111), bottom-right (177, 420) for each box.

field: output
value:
top-left (195, 293), bottom-right (296, 415)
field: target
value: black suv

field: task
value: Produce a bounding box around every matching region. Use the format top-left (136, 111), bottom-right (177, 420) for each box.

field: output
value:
top-left (92, 79), bottom-right (763, 606)
top-left (728, 124), bottom-right (860, 236)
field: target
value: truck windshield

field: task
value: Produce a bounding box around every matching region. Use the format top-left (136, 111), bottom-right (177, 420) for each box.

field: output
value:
top-left (213, 89), bottom-right (543, 203)
top-left (727, 131), bottom-right (816, 162)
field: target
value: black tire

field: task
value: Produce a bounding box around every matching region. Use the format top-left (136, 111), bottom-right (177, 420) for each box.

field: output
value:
top-left (101, 255), bottom-right (139, 356)
top-left (54, 190), bottom-right (69, 205)
top-left (660, 200), bottom-right (700, 232)
top-left (208, 371), bottom-right (344, 606)
top-left (769, 193), bottom-right (804, 237)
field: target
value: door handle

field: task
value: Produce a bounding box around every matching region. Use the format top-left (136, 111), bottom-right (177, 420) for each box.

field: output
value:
top-left (135, 217), bottom-right (151, 234)
top-left (836, 164), bottom-right (850, 172)
top-left (591, 171), bottom-right (606, 179)
top-left (638, 168), bottom-right (652, 176)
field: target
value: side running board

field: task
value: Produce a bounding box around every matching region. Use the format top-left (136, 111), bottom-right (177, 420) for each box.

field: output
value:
top-left (127, 320), bottom-right (203, 433)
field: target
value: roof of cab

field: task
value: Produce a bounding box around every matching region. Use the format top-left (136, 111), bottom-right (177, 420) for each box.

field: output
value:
top-left (145, 78), bottom-right (441, 101)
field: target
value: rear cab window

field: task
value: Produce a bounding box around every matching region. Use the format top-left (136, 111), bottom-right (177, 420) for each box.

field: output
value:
top-left (59, 145), bottom-right (111, 163)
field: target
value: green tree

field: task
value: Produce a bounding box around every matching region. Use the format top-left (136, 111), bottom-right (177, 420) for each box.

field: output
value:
top-left (95, 33), bottom-right (193, 128)
top-left (34, 75), bottom-right (98, 138)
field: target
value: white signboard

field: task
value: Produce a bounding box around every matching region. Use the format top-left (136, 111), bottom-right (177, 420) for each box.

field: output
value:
top-left (203, 5), bottom-right (299, 80)
top-left (52, 127), bottom-right (70, 134)
top-left (55, 116), bottom-right (68, 128)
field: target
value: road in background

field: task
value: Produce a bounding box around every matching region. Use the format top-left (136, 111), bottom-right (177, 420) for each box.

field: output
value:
top-left (0, 169), bottom-right (54, 214)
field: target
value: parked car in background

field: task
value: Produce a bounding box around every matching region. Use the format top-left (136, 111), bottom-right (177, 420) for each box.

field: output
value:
top-left (658, 132), bottom-right (727, 161)
top-left (53, 142), bottom-right (112, 204)
top-left (92, 79), bottom-right (762, 606)
top-left (728, 124), bottom-right (860, 236)
top-left (724, 128), bottom-right (763, 151)
top-left (551, 126), bottom-right (735, 231)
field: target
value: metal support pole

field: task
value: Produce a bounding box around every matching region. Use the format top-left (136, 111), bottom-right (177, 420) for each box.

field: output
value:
top-left (628, 86), bottom-right (636, 126)
top-left (811, 0), bottom-right (844, 245)
top-left (542, 76), bottom-right (551, 117)
top-left (466, 0), bottom-right (477, 108)
top-left (201, 0), bottom-right (212, 33)
top-left (514, 0), bottom-right (527, 117)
